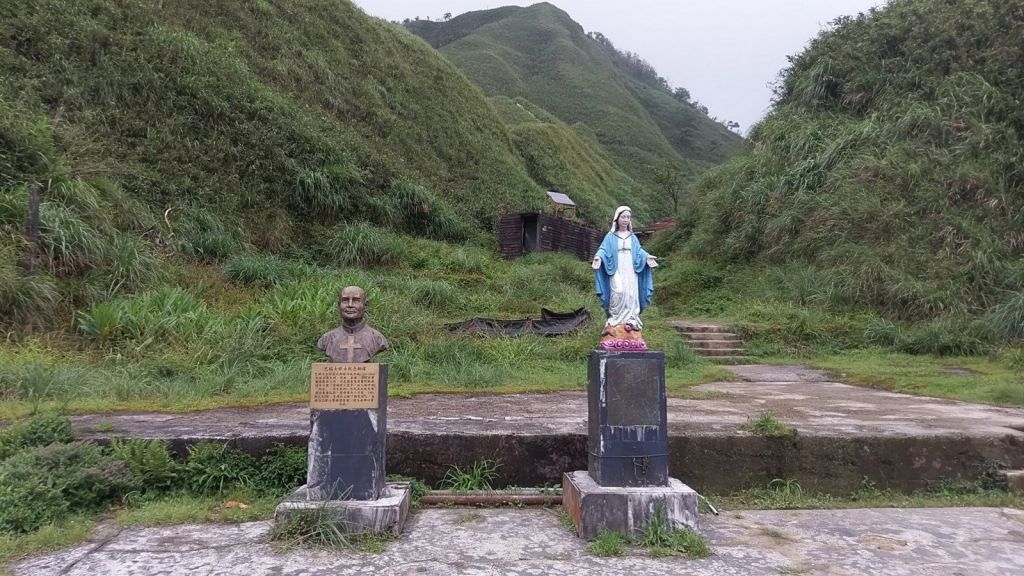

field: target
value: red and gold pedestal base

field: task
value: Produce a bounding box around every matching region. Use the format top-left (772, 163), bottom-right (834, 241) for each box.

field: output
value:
top-left (598, 323), bottom-right (648, 352)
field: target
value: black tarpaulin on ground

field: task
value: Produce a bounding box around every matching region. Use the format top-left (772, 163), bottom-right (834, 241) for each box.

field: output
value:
top-left (446, 308), bottom-right (591, 336)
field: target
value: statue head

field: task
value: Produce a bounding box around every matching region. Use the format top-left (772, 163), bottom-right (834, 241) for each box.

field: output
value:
top-left (611, 206), bottom-right (632, 232)
top-left (338, 285), bottom-right (366, 324)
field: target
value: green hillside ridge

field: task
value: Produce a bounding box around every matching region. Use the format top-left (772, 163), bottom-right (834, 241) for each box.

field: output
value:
top-left (2, 0), bottom-right (628, 326)
top-left (489, 95), bottom-right (650, 222)
top-left (0, 0), bottom-right (545, 251)
top-left (406, 3), bottom-right (746, 214)
top-left (0, 0), bottom-right (727, 419)
top-left (659, 0), bottom-right (1024, 355)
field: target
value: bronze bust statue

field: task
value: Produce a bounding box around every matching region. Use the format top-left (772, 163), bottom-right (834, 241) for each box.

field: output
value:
top-left (316, 286), bottom-right (389, 363)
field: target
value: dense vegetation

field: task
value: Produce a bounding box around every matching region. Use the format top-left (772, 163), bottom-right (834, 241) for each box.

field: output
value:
top-left (407, 3), bottom-right (746, 209)
top-left (659, 0), bottom-right (1024, 361)
top-left (2, 0), bottom-right (692, 332)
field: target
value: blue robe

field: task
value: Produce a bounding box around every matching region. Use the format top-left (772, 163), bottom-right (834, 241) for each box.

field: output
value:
top-left (594, 232), bottom-right (654, 315)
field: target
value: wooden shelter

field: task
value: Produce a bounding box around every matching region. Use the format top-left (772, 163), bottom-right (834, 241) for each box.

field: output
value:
top-left (498, 212), bottom-right (604, 261)
top-left (498, 191), bottom-right (604, 261)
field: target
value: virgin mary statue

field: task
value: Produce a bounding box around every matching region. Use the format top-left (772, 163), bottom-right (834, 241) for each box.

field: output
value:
top-left (591, 206), bottom-right (657, 351)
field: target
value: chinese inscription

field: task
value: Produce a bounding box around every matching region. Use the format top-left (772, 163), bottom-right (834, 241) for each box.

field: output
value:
top-left (310, 362), bottom-right (379, 409)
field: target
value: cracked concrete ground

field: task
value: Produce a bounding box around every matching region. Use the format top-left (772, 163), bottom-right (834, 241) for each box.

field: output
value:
top-left (71, 365), bottom-right (1024, 440)
top-left (15, 507), bottom-right (1024, 576)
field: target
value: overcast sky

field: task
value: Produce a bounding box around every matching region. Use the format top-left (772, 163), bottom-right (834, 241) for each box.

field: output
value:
top-left (353, 0), bottom-right (887, 133)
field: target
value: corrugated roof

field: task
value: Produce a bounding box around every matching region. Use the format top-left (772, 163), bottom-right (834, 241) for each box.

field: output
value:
top-left (546, 191), bottom-right (575, 206)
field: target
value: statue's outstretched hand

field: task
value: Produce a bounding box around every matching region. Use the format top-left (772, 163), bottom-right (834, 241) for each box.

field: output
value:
top-left (591, 257), bottom-right (601, 270)
top-left (647, 255), bottom-right (658, 268)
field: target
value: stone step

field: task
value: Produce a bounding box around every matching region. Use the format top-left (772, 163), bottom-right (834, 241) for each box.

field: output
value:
top-left (687, 339), bottom-right (743, 350)
top-left (694, 348), bottom-right (747, 357)
top-left (709, 356), bottom-right (754, 365)
top-left (669, 321), bottom-right (733, 334)
top-left (679, 331), bottom-right (740, 340)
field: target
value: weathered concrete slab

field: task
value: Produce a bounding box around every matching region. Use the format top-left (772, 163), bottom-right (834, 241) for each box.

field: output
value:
top-left (563, 471), bottom-right (699, 539)
top-left (275, 483), bottom-right (411, 536)
top-left (67, 366), bottom-right (1024, 492)
top-left (15, 507), bottom-right (1024, 575)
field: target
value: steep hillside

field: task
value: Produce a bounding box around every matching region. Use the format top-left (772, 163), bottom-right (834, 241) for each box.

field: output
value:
top-left (1, 0), bottom-right (563, 324)
top-left (666, 0), bottom-right (1024, 350)
top-left (0, 0), bottom-right (546, 245)
top-left (407, 3), bottom-right (746, 213)
top-left (489, 96), bottom-right (650, 222)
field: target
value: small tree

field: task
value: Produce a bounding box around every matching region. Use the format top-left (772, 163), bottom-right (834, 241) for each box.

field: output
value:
top-left (653, 163), bottom-right (685, 215)
top-left (444, 12), bottom-right (452, 21)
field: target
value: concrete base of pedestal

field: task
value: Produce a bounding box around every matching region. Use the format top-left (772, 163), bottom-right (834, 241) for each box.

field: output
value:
top-left (274, 482), bottom-right (411, 535)
top-left (562, 471), bottom-right (699, 540)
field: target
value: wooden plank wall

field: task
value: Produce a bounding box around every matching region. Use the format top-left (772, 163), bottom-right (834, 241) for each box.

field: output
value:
top-left (500, 213), bottom-right (604, 262)
top-left (498, 214), bottom-right (524, 260)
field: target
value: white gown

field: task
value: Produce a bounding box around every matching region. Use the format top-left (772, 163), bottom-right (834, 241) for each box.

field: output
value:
top-left (606, 234), bottom-right (642, 330)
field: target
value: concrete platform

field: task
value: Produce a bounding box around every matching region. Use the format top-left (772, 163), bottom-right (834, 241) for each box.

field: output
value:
top-left (14, 507), bottom-right (1024, 575)
top-left (68, 365), bottom-right (1024, 493)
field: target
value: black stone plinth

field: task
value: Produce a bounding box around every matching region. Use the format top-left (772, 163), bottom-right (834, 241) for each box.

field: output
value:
top-left (307, 364), bottom-right (388, 500)
top-left (587, 351), bottom-right (668, 487)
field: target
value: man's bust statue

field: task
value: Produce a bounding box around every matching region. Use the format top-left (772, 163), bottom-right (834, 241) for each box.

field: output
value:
top-left (316, 286), bottom-right (389, 363)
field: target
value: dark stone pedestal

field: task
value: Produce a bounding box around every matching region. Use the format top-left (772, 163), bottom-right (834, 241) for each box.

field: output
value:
top-left (565, 351), bottom-right (699, 538)
top-left (306, 365), bottom-right (388, 501)
top-left (587, 350), bottom-right (668, 487)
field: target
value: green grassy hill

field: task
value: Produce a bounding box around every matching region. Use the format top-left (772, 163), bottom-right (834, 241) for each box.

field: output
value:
top-left (407, 3), bottom-right (746, 214)
top-left (659, 0), bottom-right (1024, 355)
top-left (0, 0), bottom-right (547, 252)
top-left (2, 0), bottom-right (558, 325)
top-left (490, 96), bottom-right (650, 222)
top-left (0, 0), bottom-right (727, 417)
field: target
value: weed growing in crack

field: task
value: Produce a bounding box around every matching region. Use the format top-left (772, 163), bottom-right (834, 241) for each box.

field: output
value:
top-left (440, 459), bottom-right (500, 492)
top-left (741, 411), bottom-right (797, 437)
top-left (587, 531), bottom-right (627, 557)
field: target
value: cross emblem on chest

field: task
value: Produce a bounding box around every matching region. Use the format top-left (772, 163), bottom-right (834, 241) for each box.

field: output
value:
top-left (338, 334), bottom-right (364, 362)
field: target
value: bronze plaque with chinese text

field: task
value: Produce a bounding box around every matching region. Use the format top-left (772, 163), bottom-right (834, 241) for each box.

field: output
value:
top-left (310, 362), bottom-right (379, 409)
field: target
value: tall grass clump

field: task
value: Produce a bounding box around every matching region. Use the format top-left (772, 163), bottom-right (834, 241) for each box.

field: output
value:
top-left (0, 244), bottom-right (60, 328)
top-left (170, 208), bottom-right (244, 262)
top-left (222, 253), bottom-right (291, 287)
top-left (319, 223), bottom-right (407, 268)
top-left (990, 292), bottom-right (1024, 341)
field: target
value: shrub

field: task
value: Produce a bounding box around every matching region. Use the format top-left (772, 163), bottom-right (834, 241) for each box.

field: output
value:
top-left (0, 441), bottom-right (138, 533)
top-left (183, 442), bottom-right (256, 494)
top-left (76, 301), bottom-right (123, 344)
top-left (0, 412), bottom-right (76, 460)
top-left (251, 444), bottom-right (307, 494)
top-left (108, 438), bottom-right (181, 494)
